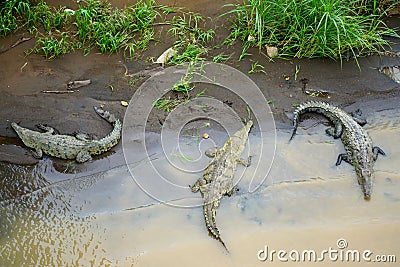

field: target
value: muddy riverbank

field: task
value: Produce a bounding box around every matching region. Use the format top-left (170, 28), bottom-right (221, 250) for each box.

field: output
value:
top-left (1, 28), bottom-right (399, 164)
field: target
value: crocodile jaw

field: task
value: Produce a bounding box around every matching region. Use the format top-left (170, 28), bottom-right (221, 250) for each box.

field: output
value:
top-left (356, 166), bottom-right (373, 200)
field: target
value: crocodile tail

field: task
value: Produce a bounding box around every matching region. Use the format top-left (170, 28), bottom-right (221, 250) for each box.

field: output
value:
top-left (290, 101), bottom-right (334, 141)
top-left (203, 199), bottom-right (228, 251)
top-left (93, 106), bottom-right (118, 124)
top-left (204, 201), bottom-right (220, 239)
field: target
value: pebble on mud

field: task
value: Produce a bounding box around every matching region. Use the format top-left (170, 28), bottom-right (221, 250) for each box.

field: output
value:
top-left (247, 35), bottom-right (256, 42)
top-left (265, 46), bottom-right (279, 58)
top-left (155, 47), bottom-right (177, 65)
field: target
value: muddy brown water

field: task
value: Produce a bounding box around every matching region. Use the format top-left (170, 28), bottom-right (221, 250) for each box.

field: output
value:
top-left (1, 108), bottom-right (399, 266)
top-left (1, 0), bottom-right (400, 266)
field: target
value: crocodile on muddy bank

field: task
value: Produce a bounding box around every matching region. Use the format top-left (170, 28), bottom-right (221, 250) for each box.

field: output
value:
top-left (190, 120), bottom-right (253, 251)
top-left (11, 106), bottom-right (121, 163)
top-left (290, 101), bottom-right (385, 200)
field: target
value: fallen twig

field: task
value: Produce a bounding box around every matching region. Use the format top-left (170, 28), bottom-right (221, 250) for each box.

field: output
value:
top-left (123, 65), bottom-right (164, 78)
top-left (0, 37), bottom-right (31, 54)
top-left (42, 90), bottom-right (76, 94)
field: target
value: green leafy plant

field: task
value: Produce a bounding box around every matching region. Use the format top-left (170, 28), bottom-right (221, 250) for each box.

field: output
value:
top-left (33, 31), bottom-right (78, 59)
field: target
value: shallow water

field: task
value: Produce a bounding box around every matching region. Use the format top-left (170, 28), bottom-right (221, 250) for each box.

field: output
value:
top-left (1, 108), bottom-right (399, 266)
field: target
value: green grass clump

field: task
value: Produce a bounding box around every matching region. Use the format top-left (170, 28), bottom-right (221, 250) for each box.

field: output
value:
top-left (0, 0), bottom-right (215, 60)
top-left (166, 11), bottom-right (215, 65)
top-left (225, 0), bottom-right (398, 61)
top-left (1, 0), bottom-right (159, 58)
top-left (74, 0), bottom-right (157, 56)
top-left (0, 0), bottom-right (31, 36)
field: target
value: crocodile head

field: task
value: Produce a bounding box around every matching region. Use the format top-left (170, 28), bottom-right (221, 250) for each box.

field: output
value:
top-left (356, 166), bottom-right (373, 200)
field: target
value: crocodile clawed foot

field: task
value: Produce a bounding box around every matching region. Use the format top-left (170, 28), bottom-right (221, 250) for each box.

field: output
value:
top-left (373, 146), bottom-right (386, 161)
top-left (76, 151), bottom-right (92, 163)
top-left (226, 186), bottom-right (239, 197)
top-left (75, 132), bottom-right (91, 141)
top-left (325, 123), bottom-right (342, 139)
top-left (31, 148), bottom-right (43, 159)
top-left (351, 109), bottom-right (367, 126)
top-left (36, 124), bottom-right (58, 134)
top-left (237, 156), bottom-right (251, 167)
top-left (205, 147), bottom-right (218, 158)
top-left (335, 153), bottom-right (351, 166)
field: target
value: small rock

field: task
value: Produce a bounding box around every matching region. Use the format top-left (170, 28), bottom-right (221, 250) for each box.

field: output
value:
top-left (265, 46), bottom-right (278, 58)
top-left (155, 47), bottom-right (177, 65)
top-left (247, 35), bottom-right (256, 42)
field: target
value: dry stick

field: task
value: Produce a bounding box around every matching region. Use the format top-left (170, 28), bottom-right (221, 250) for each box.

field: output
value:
top-left (0, 37), bottom-right (31, 54)
top-left (42, 90), bottom-right (76, 94)
top-left (122, 63), bottom-right (164, 78)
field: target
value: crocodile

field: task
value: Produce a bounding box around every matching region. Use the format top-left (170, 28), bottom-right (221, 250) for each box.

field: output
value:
top-left (11, 106), bottom-right (121, 163)
top-left (289, 101), bottom-right (385, 200)
top-left (190, 120), bottom-right (253, 250)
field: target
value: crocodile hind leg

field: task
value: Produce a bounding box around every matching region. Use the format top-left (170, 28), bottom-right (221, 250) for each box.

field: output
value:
top-left (237, 156), bottom-right (252, 167)
top-left (75, 132), bottom-right (90, 141)
top-left (335, 153), bottom-right (352, 166)
top-left (373, 146), bottom-right (385, 161)
top-left (32, 148), bottom-right (43, 159)
top-left (36, 124), bottom-right (58, 134)
top-left (76, 150), bottom-right (92, 163)
top-left (325, 123), bottom-right (343, 139)
top-left (75, 132), bottom-right (99, 141)
top-left (226, 186), bottom-right (239, 196)
top-left (351, 109), bottom-right (367, 126)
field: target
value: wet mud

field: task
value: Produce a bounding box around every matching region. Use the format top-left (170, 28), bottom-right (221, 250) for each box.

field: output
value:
top-left (0, 0), bottom-right (400, 266)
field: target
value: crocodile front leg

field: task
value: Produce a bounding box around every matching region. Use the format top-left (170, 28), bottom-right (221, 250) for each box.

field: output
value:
top-left (190, 177), bottom-right (206, 193)
top-left (205, 147), bottom-right (218, 158)
top-left (32, 148), bottom-right (43, 159)
top-left (373, 146), bottom-right (385, 161)
top-left (237, 156), bottom-right (251, 167)
top-left (335, 153), bottom-right (351, 166)
top-left (76, 150), bottom-right (92, 163)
